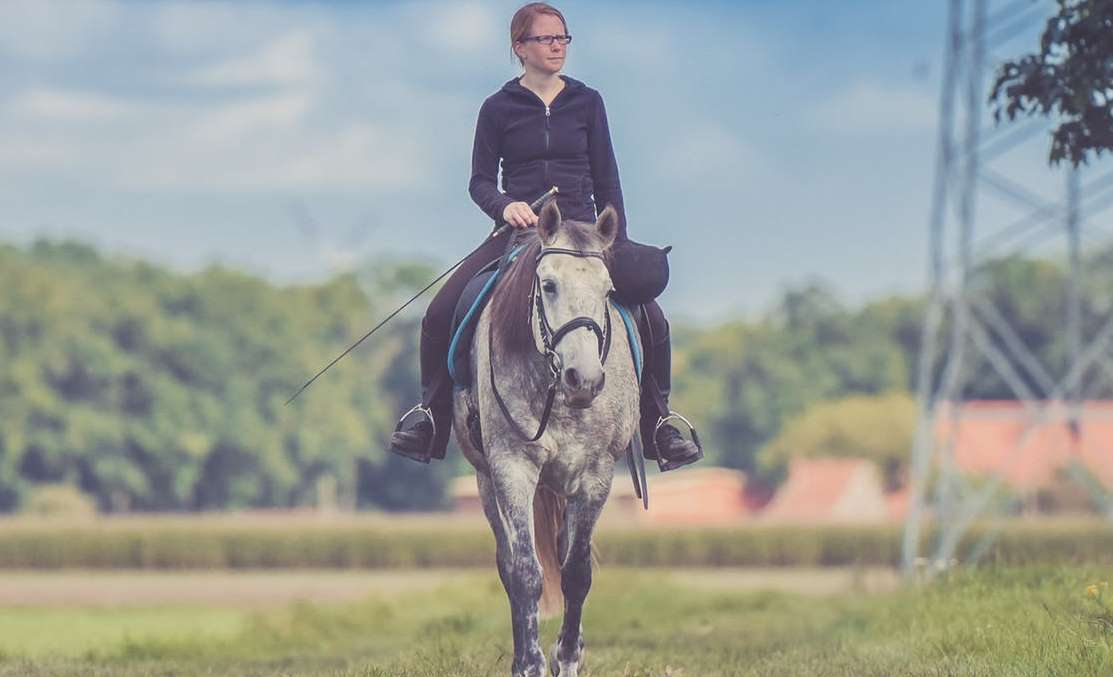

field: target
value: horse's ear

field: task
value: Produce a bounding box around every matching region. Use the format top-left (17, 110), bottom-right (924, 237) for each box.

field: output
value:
top-left (596, 204), bottom-right (619, 249)
top-left (538, 200), bottom-right (561, 245)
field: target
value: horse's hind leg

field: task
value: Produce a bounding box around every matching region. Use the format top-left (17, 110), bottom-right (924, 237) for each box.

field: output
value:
top-left (550, 481), bottom-right (611, 677)
top-left (483, 457), bottom-right (547, 677)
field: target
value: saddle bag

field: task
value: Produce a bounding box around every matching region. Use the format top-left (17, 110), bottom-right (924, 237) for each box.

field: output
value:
top-left (607, 239), bottom-right (672, 306)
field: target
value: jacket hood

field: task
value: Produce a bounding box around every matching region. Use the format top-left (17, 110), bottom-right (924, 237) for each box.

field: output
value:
top-left (500, 74), bottom-right (587, 99)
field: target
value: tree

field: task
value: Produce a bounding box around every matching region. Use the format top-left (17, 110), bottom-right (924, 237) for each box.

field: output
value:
top-left (991, 0), bottom-right (1113, 166)
top-left (759, 392), bottom-right (917, 491)
top-left (0, 239), bottom-right (443, 512)
top-left (671, 283), bottom-right (914, 475)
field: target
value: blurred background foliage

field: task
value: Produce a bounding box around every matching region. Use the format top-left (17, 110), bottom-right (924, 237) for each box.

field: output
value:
top-left (2, 238), bottom-right (1112, 512)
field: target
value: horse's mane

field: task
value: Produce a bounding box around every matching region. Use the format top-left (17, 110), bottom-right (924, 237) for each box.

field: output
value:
top-left (489, 220), bottom-right (606, 355)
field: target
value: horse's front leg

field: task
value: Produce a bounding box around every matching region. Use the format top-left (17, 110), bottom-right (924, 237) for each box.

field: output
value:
top-left (490, 454), bottom-right (547, 677)
top-left (551, 467), bottom-right (613, 677)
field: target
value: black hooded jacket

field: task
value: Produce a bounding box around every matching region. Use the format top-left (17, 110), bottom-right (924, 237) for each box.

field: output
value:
top-left (468, 74), bottom-right (627, 241)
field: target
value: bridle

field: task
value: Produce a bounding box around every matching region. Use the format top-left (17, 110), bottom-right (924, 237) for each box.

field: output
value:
top-left (531, 247), bottom-right (613, 378)
top-left (489, 246), bottom-right (613, 441)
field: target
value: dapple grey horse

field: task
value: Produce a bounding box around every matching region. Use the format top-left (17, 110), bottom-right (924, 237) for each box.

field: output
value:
top-left (452, 201), bottom-right (640, 677)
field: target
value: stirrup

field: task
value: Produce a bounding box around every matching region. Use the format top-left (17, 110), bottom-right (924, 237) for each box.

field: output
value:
top-left (394, 403), bottom-right (437, 439)
top-left (653, 411), bottom-right (703, 472)
top-left (390, 404), bottom-right (437, 463)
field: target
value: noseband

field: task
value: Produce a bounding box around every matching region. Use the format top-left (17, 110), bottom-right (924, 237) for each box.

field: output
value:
top-left (489, 245), bottom-right (614, 442)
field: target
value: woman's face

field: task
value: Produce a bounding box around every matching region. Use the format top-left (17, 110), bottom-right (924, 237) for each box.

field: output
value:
top-left (516, 14), bottom-right (568, 75)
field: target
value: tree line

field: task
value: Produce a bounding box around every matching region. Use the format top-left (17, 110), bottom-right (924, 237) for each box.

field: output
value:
top-left (2, 238), bottom-right (1111, 512)
top-left (0, 240), bottom-right (450, 512)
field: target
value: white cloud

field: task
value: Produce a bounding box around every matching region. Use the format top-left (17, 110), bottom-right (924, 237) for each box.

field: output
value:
top-left (0, 0), bottom-right (121, 60)
top-left (0, 86), bottom-right (426, 192)
top-left (406, 1), bottom-right (498, 55)
top-left (154, 3), bottom-right (270, 53)
top-left (7, 88), bottom-right (132, 122)
top-left (810, 82), bottom-right (937, 135)
top-left (655, 123), bottom-right (752, 184)
top-left (0, 136), bottom-right (76, 169)
top-left (582, 8), bottom-right (772, 77)
top-left (188, 30), bottom-right (321, 88)
top-left (124, 120), bottom-right (427, 191)
top-left (585, 23), bottom-right (678, 71)
top-left (188, 92), bottom-right (313, 143)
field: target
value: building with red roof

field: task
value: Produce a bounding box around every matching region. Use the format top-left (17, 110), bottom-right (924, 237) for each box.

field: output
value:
top-left (761, 458), bottom-right (890, 523)
top-left (448, 400), bottom-right (1113, 524)
top-left (607, 467), bottom-right (765, 525)
top-left (936, 400), bottom-right (1113, 492)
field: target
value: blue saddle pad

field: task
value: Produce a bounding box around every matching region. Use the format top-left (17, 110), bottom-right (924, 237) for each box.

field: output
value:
top-left (448, 263), bottom-right (499, 386)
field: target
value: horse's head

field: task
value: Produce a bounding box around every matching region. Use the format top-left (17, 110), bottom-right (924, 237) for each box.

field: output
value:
top-left (532, 200), bottom-right (619, 408)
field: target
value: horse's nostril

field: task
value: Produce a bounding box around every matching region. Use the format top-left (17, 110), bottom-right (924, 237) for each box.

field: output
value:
top-left (564, 367), bottom-right (580, 389)
top-left (595, 372), bottom-right (605, 394)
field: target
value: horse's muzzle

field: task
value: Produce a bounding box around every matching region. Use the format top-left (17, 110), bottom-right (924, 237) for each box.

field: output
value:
top-left (563, 367), bottom-right (604, 408)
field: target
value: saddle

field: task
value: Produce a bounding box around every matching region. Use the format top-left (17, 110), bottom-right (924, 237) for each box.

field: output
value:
top-left (446, 237), bottom-right (654, 388)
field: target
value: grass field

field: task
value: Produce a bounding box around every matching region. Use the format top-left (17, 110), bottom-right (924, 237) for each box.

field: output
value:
top-left (0, 566), bottom-right (1110, 676)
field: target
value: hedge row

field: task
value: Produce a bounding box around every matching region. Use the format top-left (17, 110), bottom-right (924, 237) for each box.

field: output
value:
top-left (598, 523), bottom-right (1113, 567)
top-left (0, 520), bottom-right (1108, 569)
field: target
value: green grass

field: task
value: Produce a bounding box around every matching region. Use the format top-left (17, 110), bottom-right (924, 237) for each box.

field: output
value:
top-left (1, 567), bottom-right (1111, 675)
top-left (0, 607), bottom-right (245, 657)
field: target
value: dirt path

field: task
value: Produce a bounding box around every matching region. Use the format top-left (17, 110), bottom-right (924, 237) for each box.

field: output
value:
top-left (0, 567), bottom-right (899, 608)
top-left (663, 566), bottom-right (900, 595)
top-left (0, 570), bottom-right (485, 608)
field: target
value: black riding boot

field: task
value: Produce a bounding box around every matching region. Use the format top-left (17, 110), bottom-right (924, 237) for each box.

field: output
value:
top-left (389, 329), bottom-right (453, 463)
top-left (388, 227), bottom-right (513, 463)
top-left (638, 308), bottom-right (703, 472)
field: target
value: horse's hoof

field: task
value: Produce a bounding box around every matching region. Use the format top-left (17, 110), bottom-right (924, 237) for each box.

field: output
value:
top-left (549, 642), bottom-right (582, 677)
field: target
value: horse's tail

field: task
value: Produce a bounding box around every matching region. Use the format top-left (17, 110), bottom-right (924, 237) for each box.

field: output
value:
top-left (533, 484), bottom-right (566, 618)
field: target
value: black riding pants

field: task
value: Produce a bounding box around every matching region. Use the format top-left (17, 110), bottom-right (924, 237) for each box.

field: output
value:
top-left (416, 229), bottom-right (671, 459)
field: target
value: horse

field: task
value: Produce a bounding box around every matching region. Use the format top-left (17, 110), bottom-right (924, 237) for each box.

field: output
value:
top-left (451, 200), bottom-right (640, 677)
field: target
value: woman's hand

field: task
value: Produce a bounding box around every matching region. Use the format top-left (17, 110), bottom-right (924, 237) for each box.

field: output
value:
top-left (503, 201), bottom-right (539, 229)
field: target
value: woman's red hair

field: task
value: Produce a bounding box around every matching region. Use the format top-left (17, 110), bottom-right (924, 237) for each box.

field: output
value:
top-left (510, 3), bottom-right (568, 65)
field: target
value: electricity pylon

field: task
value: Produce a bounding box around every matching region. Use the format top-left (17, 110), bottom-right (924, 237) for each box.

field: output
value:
top-left (902, 0), bottom-right (1113, 574)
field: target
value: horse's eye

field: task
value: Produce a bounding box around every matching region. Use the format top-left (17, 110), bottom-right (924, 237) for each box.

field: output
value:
top-left (542, 280), bottom-right (557, 294)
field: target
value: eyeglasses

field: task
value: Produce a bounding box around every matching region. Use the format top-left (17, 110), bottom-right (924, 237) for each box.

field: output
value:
top-left (520, 34), bottom-right (572, 46)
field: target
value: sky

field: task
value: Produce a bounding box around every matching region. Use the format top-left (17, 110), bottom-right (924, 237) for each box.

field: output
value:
top-left (0, 0), bottom-right (1072, 322)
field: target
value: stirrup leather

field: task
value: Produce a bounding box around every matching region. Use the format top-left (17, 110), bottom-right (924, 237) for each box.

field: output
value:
top-left (653, 411), bottom-right (703, 471)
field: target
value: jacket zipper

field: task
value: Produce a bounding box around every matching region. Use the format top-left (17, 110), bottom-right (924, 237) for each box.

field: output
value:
top-left (543, 105), bottom-right (551, 186)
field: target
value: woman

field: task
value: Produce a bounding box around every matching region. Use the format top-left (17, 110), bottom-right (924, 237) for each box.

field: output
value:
top-left (389, 2), bottom-right (701, 471)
